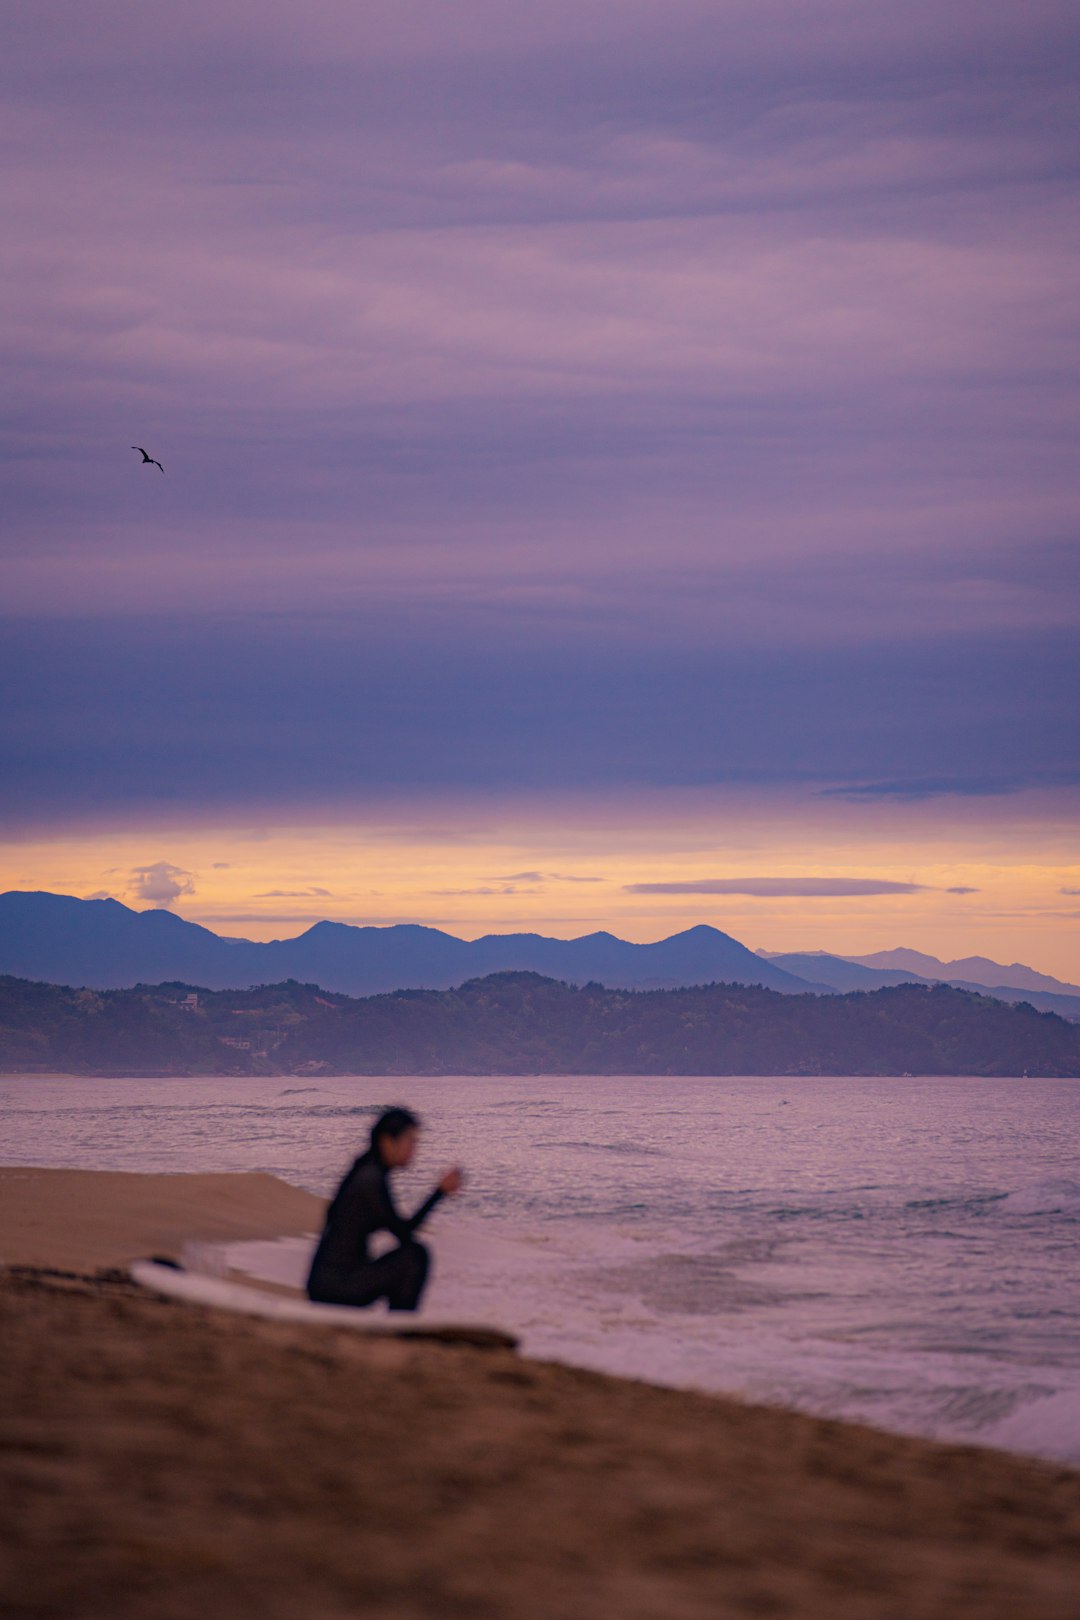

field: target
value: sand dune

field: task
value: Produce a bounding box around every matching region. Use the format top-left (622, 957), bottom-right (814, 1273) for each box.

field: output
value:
top-left (3, 1168), bottom-right (1080, 1619)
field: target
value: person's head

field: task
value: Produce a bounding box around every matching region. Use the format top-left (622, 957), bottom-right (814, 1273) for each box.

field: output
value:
top-left (371, 1106), bottom-right (420, 1168)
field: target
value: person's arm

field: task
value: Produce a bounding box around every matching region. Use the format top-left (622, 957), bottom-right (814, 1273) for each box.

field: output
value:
top-left (407, 1186), bottom-right (445, 1233)
top-left (409, 1168), bottom-right (463, 1230)
top-left (371, 1164), bottom-right (462, 1241)
top-left (367, 1166), bottom-right (444, 1242)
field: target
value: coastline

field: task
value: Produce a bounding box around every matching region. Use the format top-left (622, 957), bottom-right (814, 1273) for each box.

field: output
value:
top-left (3, 1169), bottom-right (1080, 1618)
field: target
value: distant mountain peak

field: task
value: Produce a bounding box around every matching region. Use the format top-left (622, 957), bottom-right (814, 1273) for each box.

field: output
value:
top-left (848, 946), bottom-right (1080, 999)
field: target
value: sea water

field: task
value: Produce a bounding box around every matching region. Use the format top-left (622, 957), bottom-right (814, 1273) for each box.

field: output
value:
top-left (2, 1073), bottom-right (1079, 1464)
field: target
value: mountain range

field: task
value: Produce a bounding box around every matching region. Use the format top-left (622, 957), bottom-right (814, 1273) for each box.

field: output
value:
top-left (758, 949), bottom-right (1080, 1021)
top-left (2, 890), bottom-right (1078, 1021)
top-left (848, 948), bottom-right (1080, 997)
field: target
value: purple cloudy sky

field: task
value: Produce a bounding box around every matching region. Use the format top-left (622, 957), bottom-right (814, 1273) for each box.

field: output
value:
top-left (3, 1), bottom-right (1079, 966)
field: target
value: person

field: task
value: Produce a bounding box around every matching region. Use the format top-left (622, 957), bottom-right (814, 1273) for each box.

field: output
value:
top-left (306, 1106), bottom-right (463, 1311)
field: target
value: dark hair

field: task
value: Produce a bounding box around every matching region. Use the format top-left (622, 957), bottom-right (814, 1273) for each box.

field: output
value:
top-left (370, 1106), bottom-right (420, 1149)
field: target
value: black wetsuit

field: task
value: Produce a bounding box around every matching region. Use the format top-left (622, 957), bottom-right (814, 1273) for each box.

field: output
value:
top-left (306, 1150), bottom-right (443, 1311)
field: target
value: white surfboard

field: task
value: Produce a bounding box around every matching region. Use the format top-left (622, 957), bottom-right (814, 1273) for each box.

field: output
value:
top-left (129, 1260), bottom-right (519, 1349)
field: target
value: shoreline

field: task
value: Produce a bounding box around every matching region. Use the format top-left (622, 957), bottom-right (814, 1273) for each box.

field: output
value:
top-left (3, 1169), bottom-right (1080, 1618)
top-left (2, 1068), bottom-right (1069, 1080)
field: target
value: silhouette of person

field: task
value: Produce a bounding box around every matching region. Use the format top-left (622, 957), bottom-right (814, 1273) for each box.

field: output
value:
top-left (306, 1107), bottom-right (463, 1311)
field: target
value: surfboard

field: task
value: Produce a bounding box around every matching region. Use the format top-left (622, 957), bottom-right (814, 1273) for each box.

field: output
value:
top-left (129, 1259), bottom-right (519, 1349)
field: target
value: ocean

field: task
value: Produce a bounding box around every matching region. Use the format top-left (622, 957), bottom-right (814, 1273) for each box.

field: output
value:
top-left (3, 1072), bottom-right (1079, 1465)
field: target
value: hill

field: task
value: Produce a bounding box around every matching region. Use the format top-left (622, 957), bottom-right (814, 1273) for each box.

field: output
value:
top-left (1, 972), bottom-right (1077, 1077)
top-left (764, 951), bottom-right (934, 992)
top-left (0, 891), bottom-right (820, 996)
top-left (848, 948), bottom-right (1080, 998)
top-left (764, 950), bottom-right (1080, 1022)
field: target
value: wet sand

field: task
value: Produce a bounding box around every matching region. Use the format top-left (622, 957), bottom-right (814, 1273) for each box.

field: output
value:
top-left (3, 1169), bottom-right (1080, 1619)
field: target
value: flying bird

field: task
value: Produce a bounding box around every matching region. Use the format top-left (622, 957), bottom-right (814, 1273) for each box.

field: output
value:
top-left (132, 446), bottom-right (164, 473)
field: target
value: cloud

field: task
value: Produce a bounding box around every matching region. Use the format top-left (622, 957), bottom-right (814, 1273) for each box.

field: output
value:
top-left (3, 0), bottom-right (1079, 879)
top-left (5, 3), bottom-right (1080, 632)
top-left (625, 878), bottom-right (927, 897)
top-left (431, 885), bottom-right (537, 896)
top-left (494, 870), bottom-right (604, 883)
top-left (818, 777), bottom-right (1027, 802)
top-left (130, 861), bottom-right (195, 906)
top-left (185, 913), bottom-right (329, 925)
top-left (822, 771), bottom-right (1080, 803)
top-left (946, 886), bottom-right (980, 894)
top-left (212, 861), bottom-right (231, 869)
top-left (2, 615), bottom-right (1077, 834)
top-left (254, 888), bottom-right (332, 898)
top-left (1061, 887), bottom-right (1080, 896)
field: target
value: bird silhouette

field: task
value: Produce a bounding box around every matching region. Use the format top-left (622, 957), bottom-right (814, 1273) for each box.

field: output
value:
top-left (132, 446), bottom-right (164, 473)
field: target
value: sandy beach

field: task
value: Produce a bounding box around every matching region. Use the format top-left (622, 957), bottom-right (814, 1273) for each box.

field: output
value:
top-left (3, 1168), bottom-right (1080, 1620)
top-left (0, 1165), bottom-right (324, 1273)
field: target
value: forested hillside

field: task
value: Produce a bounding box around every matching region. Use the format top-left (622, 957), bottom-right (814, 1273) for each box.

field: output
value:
top-left (1, 972), bottom-right (1077, 1077)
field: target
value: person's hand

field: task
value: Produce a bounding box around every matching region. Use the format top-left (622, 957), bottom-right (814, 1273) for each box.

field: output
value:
top-left (439, 1167), bottom-right (465, 1196)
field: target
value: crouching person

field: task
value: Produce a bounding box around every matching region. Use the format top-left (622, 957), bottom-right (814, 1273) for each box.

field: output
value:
top-left (307, 1107), bottom-right (463, 1312)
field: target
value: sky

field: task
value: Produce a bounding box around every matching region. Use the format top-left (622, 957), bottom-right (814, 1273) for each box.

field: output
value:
top-left (3, 0), bottom-right (1079, 975)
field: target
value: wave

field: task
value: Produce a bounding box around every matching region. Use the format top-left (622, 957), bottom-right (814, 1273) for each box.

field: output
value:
top-left (533, 1138), bottom-right (666, 1156)
top-left (984, 1387), bottom-right (1080, 1463)
top-left (996, 1179), bottom-right (1080, 1217)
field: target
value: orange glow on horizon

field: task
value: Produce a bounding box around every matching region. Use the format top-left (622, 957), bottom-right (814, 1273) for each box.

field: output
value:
top-left (2, 786), bottom-right (1079, 982)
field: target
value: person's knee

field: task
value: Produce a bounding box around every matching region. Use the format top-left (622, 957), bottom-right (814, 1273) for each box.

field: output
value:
top-left (405, 1239), bottom-right (429, 1278)
top-left (385, 1240), bottom-right (429, 1311)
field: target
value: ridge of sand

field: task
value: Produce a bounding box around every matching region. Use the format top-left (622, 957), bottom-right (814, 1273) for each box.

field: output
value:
top-left (0, 1165), bottom-right (324, 1271)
